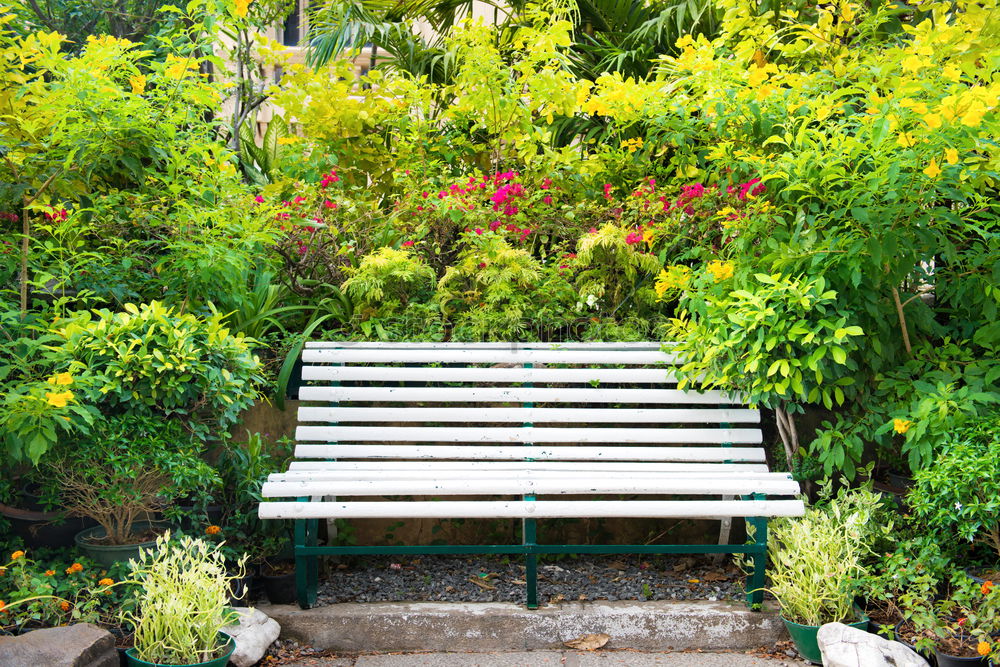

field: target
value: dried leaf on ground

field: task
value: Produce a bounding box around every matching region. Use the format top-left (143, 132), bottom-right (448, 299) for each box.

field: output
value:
top-left (467, 577), bottom-right (496, 590)
top-left (564, 633), bottom-right (611, 650)
top-left (702, 571), bottom-right (729, 581)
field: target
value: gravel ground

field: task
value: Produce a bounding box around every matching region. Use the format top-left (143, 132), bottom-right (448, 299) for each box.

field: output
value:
top-left (312, 554), bottom-right (745, 606)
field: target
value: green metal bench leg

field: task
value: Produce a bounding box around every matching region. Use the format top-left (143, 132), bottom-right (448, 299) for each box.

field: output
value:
top-left (746, 516), bottom-right (768, 610)
top-left (524, 518), bottom-right (538, 609)
top-left (295, 498), bottom-right (319, 610)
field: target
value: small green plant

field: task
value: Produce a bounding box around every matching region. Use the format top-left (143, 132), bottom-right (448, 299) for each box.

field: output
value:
top-left (906, 573), bottom-right (1000, 659)
top-left (124, 532), bottom-right (245, 665)
top-left (641, 582), bottom-right (652, 599)
top-left (0, 549), bottom-right (130, 633)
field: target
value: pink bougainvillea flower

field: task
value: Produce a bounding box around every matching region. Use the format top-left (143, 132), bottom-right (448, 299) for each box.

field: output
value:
top-left (489, 220), bottom-right (502, 231)
top-left (323, 200), bottom-right (337, 209)
top-left (541, 177), bottom-right (553, 190)
top-left (402, 240), bottom-right (414, 247)
top-left (543, 195), bottom-right (553, 205)
top-left (254, 195), bottom-right (265, 203)
top-left (589, 227), bottom-right (598, 234)
top-left (478, 262), bottom-right (487, 269)
top-left (625, 231), bottom-right (643, 245)
top-left (603, 183), bottom-right (614, 200)
top-left (474, 228), bottom-right (484, 235)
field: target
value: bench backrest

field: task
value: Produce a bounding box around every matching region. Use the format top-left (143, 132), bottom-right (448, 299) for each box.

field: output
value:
top-left (294, 342), bottom-right (765, 467)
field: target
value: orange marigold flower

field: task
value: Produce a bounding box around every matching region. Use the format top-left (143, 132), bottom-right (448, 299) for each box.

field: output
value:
top-left (10, 550), bottom-right (24, 560)
top-left (205, 525), bottom-right (222, 535)
top-left (98, 577), bottom-right (114, 587)
top-left (66, 562), bottom-right (83, 574)
top-left (60, 601), bottom-right (70, 612)
top-left (0, 600), bottom-right (5, 612)
top-left (983, 581), bottom-right (994, 595)
top-left (45, 570), bottom-right (55, 577)
top-left (979, 641), bottom-right (991, 656)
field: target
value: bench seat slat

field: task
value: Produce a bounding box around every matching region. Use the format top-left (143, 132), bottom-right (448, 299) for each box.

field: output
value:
top-left (299, 386), bottom-right (740, 404)
top-left (286, 461), bottom-right (772, 473)
top-left (302, 349), bottom-right (680, 365)
top-left (273, 469), bottom-right (781, 481)
top-left (306, 342), bottom-right (671, 350)
top-left (297, 407), bottom-right (759, 424)
top-left (261, 477), bottom-right (800, 497)
top-left (259, 499), bottom-right (806, 520)
top-left (301, 366), bottom-right (685, 384)
top-left (294, 444), bottom-right (767, 462)
top-left (295, 425), bottom-right (762, 444)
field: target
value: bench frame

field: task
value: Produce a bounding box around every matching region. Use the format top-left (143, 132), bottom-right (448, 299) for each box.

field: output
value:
top-left (290, 504), bottom-right (768, 610)
top-left (269, 342), bottom-right (786, 610)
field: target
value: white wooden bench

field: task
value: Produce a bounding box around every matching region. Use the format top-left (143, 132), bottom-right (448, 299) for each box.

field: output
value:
top-left (259, 341), bottom-right (804, 609)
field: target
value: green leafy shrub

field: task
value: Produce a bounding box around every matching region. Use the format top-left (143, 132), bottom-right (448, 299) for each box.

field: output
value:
top-left (908, 415), bottom-right (1000, 562)
top-left (43, 414), bottom-right (220, 545)
top-left (53, 301), bottom-right (261, 435)
top-left (668, 271), bottom-right (864, 471)
top-left (0, 310), bottom-right (100, 464)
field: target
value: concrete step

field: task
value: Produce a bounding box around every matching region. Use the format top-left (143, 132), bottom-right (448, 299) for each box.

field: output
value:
top-left (282, 651), bottom-right (806, 666)
top-left (259, 600), bottom-right (789, 653)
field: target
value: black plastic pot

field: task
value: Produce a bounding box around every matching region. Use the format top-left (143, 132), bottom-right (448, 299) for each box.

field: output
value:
top-left (934, 651), bottom-right (989, 667)
top-left (261, 563), bottom-right (296, 605)
top-left (228, 574), bottom-right (253, 606)
top-left (0, 500), bottom-right (95, 550)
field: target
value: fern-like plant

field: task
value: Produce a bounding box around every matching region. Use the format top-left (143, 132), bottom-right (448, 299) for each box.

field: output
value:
top-left (573, 223), bottom-right (661, 315)
top-left (438, 233), bottom-right (573, 340)
top-left (342, 246), bottom-right (436, 318)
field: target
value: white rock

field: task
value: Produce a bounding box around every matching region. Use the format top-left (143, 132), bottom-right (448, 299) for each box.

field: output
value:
top-left (817, 622), bottom-right (928, 667)
top-left (222, 607), bottom-right (281, 667)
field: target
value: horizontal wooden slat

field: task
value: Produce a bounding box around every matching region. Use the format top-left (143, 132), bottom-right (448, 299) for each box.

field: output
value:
top-left (302, 349), bottom-right (680, 365)
top-left (295, 425), bottom-right (762, 444)
top-left (297, 406), bottom-right (759, 424)
top-left (261, 477), bottom-right (800, 497)
top-left (293, 444), bottom-right (767, 462)
top-left (271, 470), bottom-right (786, 484)
top-left (306, 342), bottom-right (673, 350)
top-left (301, 366), bottom-right (684, 384)
top-left (259, 499), bottom-right (806, 520)
top-left (286, 461), bottom-right (772, 473)
top-left (298, 386), bottom-right (740, 404)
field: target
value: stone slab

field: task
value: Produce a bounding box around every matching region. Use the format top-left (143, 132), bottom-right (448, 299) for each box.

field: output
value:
top-left (259, 600), bottom-right (788, 653)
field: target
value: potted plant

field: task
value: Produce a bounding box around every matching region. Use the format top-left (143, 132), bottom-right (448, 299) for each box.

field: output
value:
top-left (42, 414), bottom-right (220, 566)
top-left (907, 574), bottom-right (1000, 666)
top-left (121, 531), bottom-right (245, 667)
top-left (758, 486), bottom-right (887, 664)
